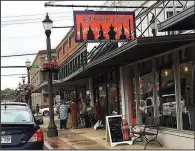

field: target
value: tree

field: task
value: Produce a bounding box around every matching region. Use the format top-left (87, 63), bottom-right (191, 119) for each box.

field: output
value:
top-left (1, 88), bottom-right (15, 100)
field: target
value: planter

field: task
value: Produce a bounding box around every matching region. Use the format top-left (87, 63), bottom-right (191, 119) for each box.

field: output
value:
top-left (40, 68), bottom-right (59, 73)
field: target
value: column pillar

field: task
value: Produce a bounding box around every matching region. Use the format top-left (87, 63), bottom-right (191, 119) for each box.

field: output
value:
top-left (119, 65), bottom-right (134, 124)
top-left (173, 50), bottom-right (182, 130)
top-left (124, 66), bottom-right (131, 124)
top-left (89, 77), bottom-right (94, 107)
top-left (134, 63), bottom-right (141, 124)
top-left (152, 58), bottom-right (158, 117)
top-left (120, 66), bottom-right (127, 119)
top-left (128, 66), bottom-right (134, 125)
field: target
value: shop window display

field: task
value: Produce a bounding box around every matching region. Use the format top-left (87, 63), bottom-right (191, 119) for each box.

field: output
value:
top-left (107, 83), bottom-right (118, 115)
top-left (139, 72), bottom-right (154, 124)
top-left (118, 82), bottom-right (122, 115)
top-left (98, 85), bottom-right (107, 126)
top-left (179, 47), bottom-right (194, 131)
top-left (158, 68), bottom-right (177, 128)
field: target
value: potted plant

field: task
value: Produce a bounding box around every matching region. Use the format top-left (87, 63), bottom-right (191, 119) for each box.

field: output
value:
top-left (41, 61), bottom-right (60, 72)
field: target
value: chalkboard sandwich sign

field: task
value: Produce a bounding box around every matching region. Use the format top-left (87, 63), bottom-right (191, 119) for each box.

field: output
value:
top-left (106, 115), bottom-right (133, 147)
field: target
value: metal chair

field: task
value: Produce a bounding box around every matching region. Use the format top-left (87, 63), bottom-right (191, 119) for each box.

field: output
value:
top-left (131, 116), bottom-right (162, 149)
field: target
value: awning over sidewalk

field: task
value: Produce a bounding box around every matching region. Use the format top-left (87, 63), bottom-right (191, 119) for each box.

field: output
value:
top-left (32, 78), bottom-right (89, 93)
top-left (33, 33), bottom-right (194, 93)
top-left (64, 33), bottom-right (195, 81)
top-left (158, 5), bottom-right (195, 31)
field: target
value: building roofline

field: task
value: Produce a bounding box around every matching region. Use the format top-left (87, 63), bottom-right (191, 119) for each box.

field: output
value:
top-left (32, 49), bottom-right (56, 65)
top-left (56, 27), bottom-right (74, 51)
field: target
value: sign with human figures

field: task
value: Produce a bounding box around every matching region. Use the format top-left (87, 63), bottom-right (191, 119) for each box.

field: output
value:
top-left (73, 11), bottom-right (136, 43)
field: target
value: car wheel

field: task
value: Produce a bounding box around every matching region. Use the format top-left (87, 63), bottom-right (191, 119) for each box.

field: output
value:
top-left (43, 111), bottom-right (49, 116)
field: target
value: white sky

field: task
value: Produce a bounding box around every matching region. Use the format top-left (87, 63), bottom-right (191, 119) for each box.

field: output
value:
top-left (1, 1), bottom-right (105, 90)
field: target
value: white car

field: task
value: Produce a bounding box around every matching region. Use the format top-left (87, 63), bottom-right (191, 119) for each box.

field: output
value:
top-left (1, 102), bottom-right (28, 107)
top-left (39, 103), bottom-right (60, 116)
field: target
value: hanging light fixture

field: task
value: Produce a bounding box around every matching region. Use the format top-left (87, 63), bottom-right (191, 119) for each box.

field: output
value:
top-left (165, 70), bottom-right (168, 77)
top-left (184, 66), bottom-right (188, 73)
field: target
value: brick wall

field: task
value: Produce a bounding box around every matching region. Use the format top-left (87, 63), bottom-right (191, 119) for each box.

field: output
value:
top-left (56, 28), bottom-right (85, 65)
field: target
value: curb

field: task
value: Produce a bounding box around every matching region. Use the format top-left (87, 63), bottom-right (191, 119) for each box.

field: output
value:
top-left (44, 141), bottom-right (54, 150)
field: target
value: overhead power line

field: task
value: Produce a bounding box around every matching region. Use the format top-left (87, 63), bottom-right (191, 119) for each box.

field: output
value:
top-left (1, 18), bottom-right (73, 26)
top-left (1, 11), bottom-right (73, 18)
top-left (2, 15), bottom-right (73, 23)
top-left (1, 66), bottom-right (28, 68)
top-left (1, 74), bottom-right (28, 76)
top-left (1, 49), bottom-right (59, 58)
top-left (1, 52), bottom-right (39, 57)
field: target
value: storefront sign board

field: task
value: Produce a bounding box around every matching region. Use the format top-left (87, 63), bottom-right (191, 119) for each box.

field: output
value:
top-left (73, 11), bottom-right (136, 43)
top-left (106, 115), bottom-right (133, 147)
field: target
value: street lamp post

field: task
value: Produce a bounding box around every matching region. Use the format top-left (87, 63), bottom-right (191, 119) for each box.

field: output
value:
top-left (25, 58), bottom-right (32, 110)
top-left (18, 82), bottom-right (22, 102)
top-left (22, 76), bottom-right (25, 85)
top-left (42, 13), bottom-right (58, 137)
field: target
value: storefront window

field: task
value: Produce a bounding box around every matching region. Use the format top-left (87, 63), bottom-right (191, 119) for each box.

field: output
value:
top-left (179, 46), bottom-right (194, 131)
top-left (118, 82), bottom-right (122, 115)
top-left (158, 53), bottom-right (176, 129)
top-left (99, 85), bottom-right (107, 126)
top-left (139, 71), bottom-right (154, 124)
top-left (107, 83), bottom-right (118, 115)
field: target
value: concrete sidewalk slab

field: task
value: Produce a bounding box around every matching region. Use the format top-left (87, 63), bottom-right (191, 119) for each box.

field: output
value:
top-left (44, 141), bottom-right (53, 150)
top-left (41, 117), bottom-right (168, 150)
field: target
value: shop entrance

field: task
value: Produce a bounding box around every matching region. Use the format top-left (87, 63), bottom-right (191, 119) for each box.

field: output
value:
top-left (93, 69), bottom-right (121, 128)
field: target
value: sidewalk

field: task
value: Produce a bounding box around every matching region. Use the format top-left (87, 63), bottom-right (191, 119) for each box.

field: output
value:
top-left (41, 117), bottom-right (167, 150)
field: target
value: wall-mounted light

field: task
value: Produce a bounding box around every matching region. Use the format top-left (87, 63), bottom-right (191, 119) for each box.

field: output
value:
top-left (184, 66), bottom-right (188, 73)
top-left (165, 70), bottom-right (168, 77)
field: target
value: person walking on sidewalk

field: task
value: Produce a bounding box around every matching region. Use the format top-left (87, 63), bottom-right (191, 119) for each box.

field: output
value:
top-left (59, 101), bottom-right (68, 129)
top-left (70, 99), bottom-right (78, 129)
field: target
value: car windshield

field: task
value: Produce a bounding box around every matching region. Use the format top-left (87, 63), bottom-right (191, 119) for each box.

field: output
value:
top-left (1, 103), bottom-right (27, 106)
top-left (1, 110), bottom-right (32, 123)
top-left (1, 105), bottom-right (28, 109)
top-left (162, 95), bottom-right (175, 103)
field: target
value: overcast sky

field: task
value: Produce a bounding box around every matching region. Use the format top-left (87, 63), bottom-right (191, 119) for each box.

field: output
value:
top-left (1, 1), bottom-right (105, 90)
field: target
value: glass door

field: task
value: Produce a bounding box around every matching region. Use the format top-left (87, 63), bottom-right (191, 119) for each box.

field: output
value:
top-left (98, 85), bottom-right (107, 127)
top-left (107, 83), bottom-right (118, 115)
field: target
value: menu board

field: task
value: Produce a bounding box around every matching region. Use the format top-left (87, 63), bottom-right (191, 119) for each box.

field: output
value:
top-left (106, 115), bottom-right (132, 147)
top-left (108, 116), bottom-right (123, 142)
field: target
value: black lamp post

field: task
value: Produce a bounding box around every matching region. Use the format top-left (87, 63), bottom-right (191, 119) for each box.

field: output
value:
top-left (42, 13), bottom-right (58, 137)
top-left (25, 58), bottom-right (32, 110)
top-left (18, 82), bottom-right (22, 102)
top-left (22, 76), bottom-right (25, 85)
top-left (150, 13), bottom-right (156, 36)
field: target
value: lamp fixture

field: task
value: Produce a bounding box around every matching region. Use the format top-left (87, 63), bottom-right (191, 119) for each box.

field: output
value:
top-left (165, 70), bottom-right (168, 77)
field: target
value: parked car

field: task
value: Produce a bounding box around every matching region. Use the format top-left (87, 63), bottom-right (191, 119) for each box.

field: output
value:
top-left (161, 94), bottom-right (185, 115)
top-left (1, 104), bottom-right (44, 149)
top-left (1, 102), bottom-right (29, 107)
top-left (39, 103), bottom-right (60, 116)
top-left (1, 102), bottom-right (43, 125)
top-left (139, 94), bottom-right (185, 115)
